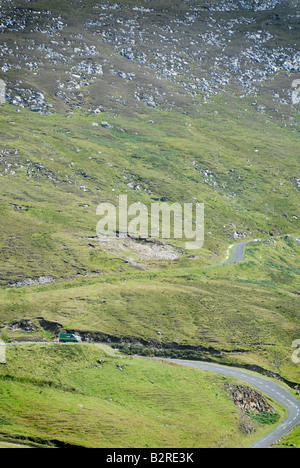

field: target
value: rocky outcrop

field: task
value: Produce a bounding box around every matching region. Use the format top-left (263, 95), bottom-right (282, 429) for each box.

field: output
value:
top-left (3, 319), bottom-right (36, 333)
top-left (8, 276), bottom-right (55, 287)
top-left (6, 87), bottom-right (53, 114)
top-left (225, 383), bottom-right (276, 414)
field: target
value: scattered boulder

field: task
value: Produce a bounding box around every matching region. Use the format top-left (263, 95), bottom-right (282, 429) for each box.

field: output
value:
top-left (100, 121), bottom-right (113, 129)
top-left (238, 414), bottom-right (256, 435)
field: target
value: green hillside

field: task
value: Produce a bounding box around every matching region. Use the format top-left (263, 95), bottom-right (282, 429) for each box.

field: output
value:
top-left (0, 344), bottom-right (287, 448)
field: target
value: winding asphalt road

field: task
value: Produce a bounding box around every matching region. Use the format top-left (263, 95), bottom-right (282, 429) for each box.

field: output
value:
top-left (205, 238), bottom-right (252, 268)
top-left (165, 359), bottom-right (300, 448)
top-left (222, 234), bottom-right (298, 265)
top-left (224, 240), bottom-right (250, 264)
top-left (166, 235), bottom-right (300, 447)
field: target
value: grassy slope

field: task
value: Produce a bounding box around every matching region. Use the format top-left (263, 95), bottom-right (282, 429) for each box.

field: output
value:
top-left (0, 343), bottom-right (287, 448)
top-left (0, 101), bottom-right (299, 275)
top-left (0, 0), bottom-right (299, 449)
top-left (0, 99), bottom-right (299, 381)
top-left (275, 426), bottom-right (300, 449)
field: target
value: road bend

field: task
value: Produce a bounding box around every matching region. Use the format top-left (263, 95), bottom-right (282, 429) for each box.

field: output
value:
top-left (163, 359), bottom-right (300, 448)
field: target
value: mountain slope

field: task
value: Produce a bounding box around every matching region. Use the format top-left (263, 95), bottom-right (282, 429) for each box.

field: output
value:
top-left (0, 0), bottom-right (299, 382)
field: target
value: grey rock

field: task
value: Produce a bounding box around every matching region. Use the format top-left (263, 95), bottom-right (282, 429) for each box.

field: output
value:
top-left (101, 121), bottom-right (113, 129)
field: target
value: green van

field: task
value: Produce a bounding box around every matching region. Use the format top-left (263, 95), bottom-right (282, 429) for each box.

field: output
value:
top-left (59, 333), bottom-right (81, 343)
